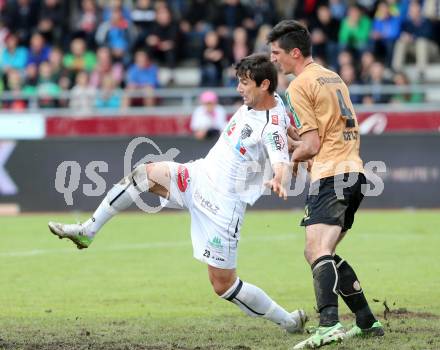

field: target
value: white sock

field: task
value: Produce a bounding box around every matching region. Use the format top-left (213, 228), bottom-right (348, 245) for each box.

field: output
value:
top-left (221, 278), bottom-right (292, 328)
top-left (83, 164), bottom-right (149, 236)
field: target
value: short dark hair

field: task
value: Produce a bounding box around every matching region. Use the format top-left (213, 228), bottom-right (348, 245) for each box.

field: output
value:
top-left (235, 54), bottom-right (278, 94)
top-left (267, 20), bottom-right (312, 57)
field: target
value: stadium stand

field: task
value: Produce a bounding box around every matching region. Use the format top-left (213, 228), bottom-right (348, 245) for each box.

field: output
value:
top-left (0, 0), bottom-right (440, 110)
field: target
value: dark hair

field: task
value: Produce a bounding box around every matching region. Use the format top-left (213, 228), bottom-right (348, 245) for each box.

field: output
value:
top-left (235, 54), bottom-right (278, 94)
top-left (267, 20), bottom-right (312, 57)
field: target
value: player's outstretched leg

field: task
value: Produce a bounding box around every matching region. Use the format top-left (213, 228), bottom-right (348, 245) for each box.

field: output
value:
top-left (209, 266), bottom-right (307, 333)
top-left (49, 162), bottom-right (169, 249)
top-left (333, 255), bottom-right (384, 338)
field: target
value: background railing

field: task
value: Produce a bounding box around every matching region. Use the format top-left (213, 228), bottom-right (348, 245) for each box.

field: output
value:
top-left (1, 84), bottom-right (440, 116)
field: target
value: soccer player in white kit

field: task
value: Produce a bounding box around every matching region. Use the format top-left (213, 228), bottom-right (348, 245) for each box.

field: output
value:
top-left (48, 54), bottom-right (307, 333)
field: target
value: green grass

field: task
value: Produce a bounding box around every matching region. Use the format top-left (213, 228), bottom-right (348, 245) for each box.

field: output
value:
top-left (0, 210), bottom-right (439, 349)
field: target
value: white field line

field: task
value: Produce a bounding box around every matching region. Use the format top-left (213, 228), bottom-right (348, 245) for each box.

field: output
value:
top-left (0, 233), bottom-right (299, 258)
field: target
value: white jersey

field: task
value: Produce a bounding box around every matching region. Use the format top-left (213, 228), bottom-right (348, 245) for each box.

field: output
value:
top-left (202, 94), bottom-right (291, 205)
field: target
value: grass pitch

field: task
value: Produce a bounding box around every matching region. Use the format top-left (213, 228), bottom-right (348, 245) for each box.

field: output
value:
top-left (1, 210), bottom-right (439, 350)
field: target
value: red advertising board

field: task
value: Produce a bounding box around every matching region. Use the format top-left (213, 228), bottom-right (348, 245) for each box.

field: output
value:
top-left (45, 111), bottom-right (440, 137)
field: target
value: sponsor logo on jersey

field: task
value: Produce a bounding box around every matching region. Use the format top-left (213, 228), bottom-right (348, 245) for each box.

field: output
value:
top-left (240, 124), bottom-right (253, 139)
top-left (225, 119), bottom-right (237, 136)
top-left (271, 115), bottom-right (279, 125)
top-left (232, 123), bottom-right (253, 156)
top-left (194, 190), bottom-right (219, 215)
top-left (177, 165), bottom-right (190, 192)
top-left (266, 131), bottom-right (285, 151)
top-left (209, 236), bottom-right (223, 249)
top-left (285, 92), bottom-right (302, 129)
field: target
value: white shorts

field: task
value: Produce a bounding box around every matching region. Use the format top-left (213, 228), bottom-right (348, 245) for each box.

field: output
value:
top-left (161, 160), bottom-right (246, 269)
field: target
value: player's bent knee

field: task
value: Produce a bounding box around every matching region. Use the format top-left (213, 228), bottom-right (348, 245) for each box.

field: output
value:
top-left (211, 278), bottom-right (236, 296)
top-left (209, 269), bottom-right (236, 296)
top-left (119, 163), bottom-right (149, 192)
top-left (145, 162), bottom-right (171, 197)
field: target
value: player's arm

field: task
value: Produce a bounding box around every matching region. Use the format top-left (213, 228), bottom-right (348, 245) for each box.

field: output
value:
top-left (285, 84), bottom-right (319, 168)
top-left (287, 125), bottom-right (301, 153)
top-left (262, 120), bottom-right (291, 200)
top-left (265, 162), bottom-right (289, 200)
top-left (291, 129), bottom-right (320, 162)
top-left (290, 129), bottom-right (319, 176)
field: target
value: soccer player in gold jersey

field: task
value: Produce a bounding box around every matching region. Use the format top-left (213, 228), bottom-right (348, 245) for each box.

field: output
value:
top-left (268, 20), bottom-right (384, 349)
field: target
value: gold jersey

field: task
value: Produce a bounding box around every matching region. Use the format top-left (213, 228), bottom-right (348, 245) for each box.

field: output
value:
top-left (285, 62), bottom-right (364, 182)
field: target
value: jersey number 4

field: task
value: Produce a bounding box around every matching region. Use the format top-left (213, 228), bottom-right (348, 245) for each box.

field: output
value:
top-left (336, 89), bottom-right (355, 128)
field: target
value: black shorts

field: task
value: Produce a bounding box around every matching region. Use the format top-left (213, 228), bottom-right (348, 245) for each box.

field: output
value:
top-left (300, 172), bottom-right (366, 232)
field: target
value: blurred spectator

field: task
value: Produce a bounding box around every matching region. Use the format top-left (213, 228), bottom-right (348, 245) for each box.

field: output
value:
top-left (214, 0), bottom-right (255, 39)
top-left (3, 0), bottom-right (39, 44)
top-left (146, 3), bottom-right (179, 68)
top-left (392, 0), bottom-right (438, 80)
top-left (357, 0), bottom-right (378, 16)
top-left (310, 4), bottom-right (340, 69)
top-left (359, 50), bottom-right (375, 81)
top-left (23, 64), bottom-right (39, 95)
top-left (227, 27), bottom-right (250, 64)
top-left (89, 46), bottom-right (124, 88)
top-left (95, 6), bottom-right (132, 63)
top-left (329, 0), bottom-right (347, 21)
top-left (362, 61), bottom-right (392, 104)
top-left (249, 0), bottom-right (278, 32)
top-left (63, 37), bottom-right (97, 81)
top-left (423, 0), bottom-right (440, 47)
top-left (200, 30), bottom-right (226, 87)
top-left (339, 63), bottom-right (363, 104)
top-left (339, 4), bottom-right (371, 58)
top-left (3, 69), bottom-right (28, 110)
top-left (73, 0), bottom-right (102, 49)
top-left (101, 0), bottom-right (131, 22)
top-left (37, 0), bottom-right (66, 45)
top-left (37, 61), bottom-right (61, 108)
top-left (26, 32), bottom-right (51, 68)
top-left (337, 49), bottom-right (354, 70)
top-left (131, 0), bottom-right (156, 50)
top-left (95, 73), bottom-right (122, 109)
top-left (180, 0), bottom-right (214, 60)
top-left (391, 71), bottom-right (424, 103)
top-left (369, 1), bottom-right (401, 67)
top-left (124, 49), bottom-right (159, 107)
top-left (254, 24), bottom-right (272, 54)
top-left (0, 19), bottom-right (10, 53)
top-left (167, 0), bottom-right (187, 16)
top-left (190, 90), bottom-right (227, 140)
top-left (225, 27), bottom-right (250, 86)
top-left (48, 46), bottom-right (67, 84)
top-left (70, 70), bottom-right (95, 112)
top-left (292, 0), bottom-right (323, 27)
top-left (0, 33), bottom-right (28, 73)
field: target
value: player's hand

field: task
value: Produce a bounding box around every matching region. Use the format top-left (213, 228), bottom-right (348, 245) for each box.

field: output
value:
top-left (264, 178), bottom-right (287, 200)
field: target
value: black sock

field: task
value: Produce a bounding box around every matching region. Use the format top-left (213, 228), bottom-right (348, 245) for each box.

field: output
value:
top-left (334, 255), bottom-right (377, 329)
top-left (311, 255), bottom-right (339, 327)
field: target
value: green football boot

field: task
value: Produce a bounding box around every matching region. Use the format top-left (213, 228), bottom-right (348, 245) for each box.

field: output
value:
top-left (293, 322), bottom-right (345, 349)
top-left (345, 320), bottom-right (385, 338)
top-left (48, 221), bottom-right (93, 249)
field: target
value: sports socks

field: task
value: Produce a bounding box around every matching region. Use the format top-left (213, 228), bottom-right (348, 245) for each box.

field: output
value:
top-left (221, 278), bottom-right (294, 329)
top-left (83, 164), bottom-right (149, 236)
top-left (311, 255), bottom-right (339, 327)
top-left (334, 254), bottom-right (377, 329)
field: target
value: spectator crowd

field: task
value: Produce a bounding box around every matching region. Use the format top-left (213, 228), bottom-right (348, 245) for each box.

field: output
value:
top-left (0, 0), bottom-right (439, 110)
